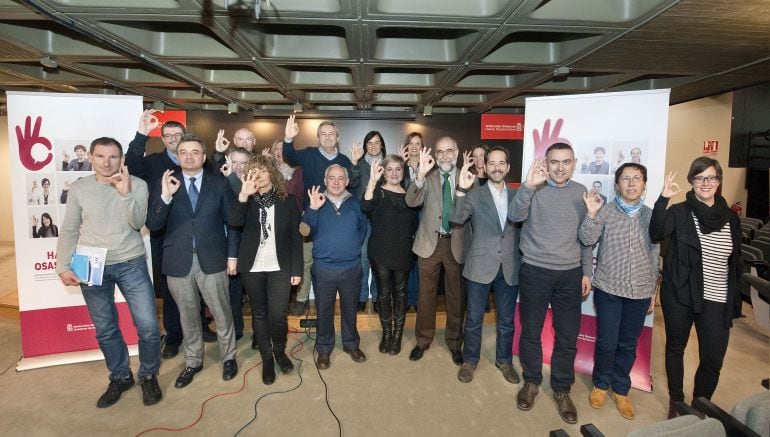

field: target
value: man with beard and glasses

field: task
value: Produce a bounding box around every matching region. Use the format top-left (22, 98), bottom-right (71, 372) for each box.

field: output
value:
top-left (406, 137), bottom-right (471, 366)
top-left (451, 146), bottom-right (521, 385)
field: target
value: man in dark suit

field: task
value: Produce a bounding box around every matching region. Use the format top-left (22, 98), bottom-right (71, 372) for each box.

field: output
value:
top-left (146, 134), bottom-right (239, 388)
top-left (405, 137), bottom-right (471, 365)
top-left (451, 146), bottom-right (521, 384)
top-left (125, 110), bottom-right (216, 359)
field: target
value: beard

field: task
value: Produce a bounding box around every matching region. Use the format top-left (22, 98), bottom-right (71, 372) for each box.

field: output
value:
top-left (438, 159), bottom-right (455, 173)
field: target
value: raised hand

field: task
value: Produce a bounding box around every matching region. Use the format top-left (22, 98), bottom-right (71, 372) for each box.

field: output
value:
top-left (462, 150), bottom-right (474, 169)
top-left (137, 109), bottom-right (160, 135)
top-left (161, 169), bottom-right (181, 199)
top-left (616, 150), bottom-right (625, 165)
top-left (31, 215), bottom-right (38, 226)
top-left (532, 118), bottom-right (571, 157)
top-left (416, 147), bottom-right (435, 180)
top-left (239, 169), bottom-right (258, 200)
top-left (108, 164), bottom-right (132, 196)
top-left (307, 185), bottom-right (326, 210)
top-left (398, 144), bottom-right (409, 161)
top-left (215, 129), bottom-right (230, 153)
top-left (349, 142), bottom-right (364, 165)
top-left (582, 191), bottom-right (604, 217)
top-left (261, 147), bottom-right (271, 157)
top-left (284, 114), bottom-right (299, 141)
top-left (662, 171), bottom-right (682, 198)
top-left (63, 181), bottom-right (70, 190)
top-left (368, 159), bottom-right (384, 188)
top-left (63, 150), bottom-right (69, 162)
top-left (458, 157), bottom-right (475, 190)
top-left (16, 115), bottom-right (53, 171)
top-left (220, 155), bottom-right (232, 177)
top-left (524, 158), bottom-right (548, 189)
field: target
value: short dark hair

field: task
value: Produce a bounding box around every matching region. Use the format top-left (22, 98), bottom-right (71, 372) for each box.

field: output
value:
top-left (161, 120), bottom-right (186, 134)
top-left (178, 134), bottom-right (207, 153)
top-left (41, 178), bottom-right (50, 186)
top-left (592, 180), bottom-right (602, 187)
top-left (687, 157), bottom-right (722, 184)
top-left (73, 144), bottom-right (87, 153)
top-left (594, 146), bottom-right (606, 155)
top-left (363, 131), bottom-right (386, 159)
top-left (227, 146), bottom-right (251, 159)
top-left (89, 137), bottom-right (123, 157)
top-left (485, 145), bottom-right (509, 163)
top-left (545, 142), bottom-right (573, 157)
top-left (614, 163), bottom-right (648, 184)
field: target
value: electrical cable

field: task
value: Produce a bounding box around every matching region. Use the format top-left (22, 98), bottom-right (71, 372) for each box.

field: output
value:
top-left (0, 356), bottom-right (20, 376)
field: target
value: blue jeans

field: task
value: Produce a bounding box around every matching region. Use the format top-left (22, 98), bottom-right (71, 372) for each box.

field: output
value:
top-left (313, 263), bottom-right (361, 355)
top-left (80, 256), bottom-right (161, 380)
top-left (592, 288), bottom-right (650, 395)
top-left (359, 221), bottom-right (378, 303)
top-left (463, 266), bottom-right (518, 365)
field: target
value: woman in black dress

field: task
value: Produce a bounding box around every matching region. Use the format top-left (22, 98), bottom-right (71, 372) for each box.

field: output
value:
top-left (362, 155), bottom-right (419, 355)
top-left (32, 212), bottom-right (58, 238)
top-left (229, 155), bottom-right (302, 385)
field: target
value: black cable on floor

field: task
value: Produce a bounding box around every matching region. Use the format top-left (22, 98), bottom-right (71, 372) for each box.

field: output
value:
top-left (0, 356), bottom-right (19, 376)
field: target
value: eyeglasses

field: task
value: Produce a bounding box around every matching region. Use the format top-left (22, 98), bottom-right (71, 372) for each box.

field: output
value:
top-left (163, 133), bottom-right (183, 140)
top-left (692, 175), bottom-right (720, 185)
top-left (619, 175), bottom-right (644, 184)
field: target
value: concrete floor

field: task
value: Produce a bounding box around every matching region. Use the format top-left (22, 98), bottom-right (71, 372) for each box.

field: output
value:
top-left (0, 241), bottom-right (768, 436)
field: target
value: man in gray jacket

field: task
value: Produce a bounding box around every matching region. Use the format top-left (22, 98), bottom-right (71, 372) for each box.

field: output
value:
top-left (451, 146), bottom-right (521, 384)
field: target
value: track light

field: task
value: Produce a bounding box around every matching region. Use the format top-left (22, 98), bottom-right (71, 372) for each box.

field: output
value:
top-left (40, 56), bottom-right (58, 69)
top-left (293, 102), bottom-right (303, 113)
top-left (152, 101), bottom-right (164, 111)
top-left (228, 102), bottom-right (239, 114)
top-left (423, 104), bottom-right (433, 117)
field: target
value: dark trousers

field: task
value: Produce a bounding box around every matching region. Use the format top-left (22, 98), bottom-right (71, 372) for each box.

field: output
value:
top-left (371, 261), bottom-right (409, 331)
top-left (415, 238), bottom-right (466, 350)
top-left (592, 288), bottom-right (650, 395)
top-left (228, 274), bottom-right (244, 338)
top-left (313, 264), bottom-right (362, 355)
top-left (463, 266), bottom-right (518, 365)
top-left (518, 263), bottom-right (582, 393)
top-left (661, 292), bottom-right (730, 402)
top-left (241, 271), bottom-right (290, 359)
top-left (407, 260), bottom-right (420, 306)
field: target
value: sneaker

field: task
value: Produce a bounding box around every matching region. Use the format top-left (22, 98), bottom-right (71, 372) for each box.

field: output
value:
top-left (139, 375), bottom-right (163, 406)
top-left (96, 373), bottom-right (135, 408)
top-left (612, 392), bottom-right (635, 420)
top-left (457, 363), bottom-right (477, 383)
top-left (588, 386), bottom-right (607, 409)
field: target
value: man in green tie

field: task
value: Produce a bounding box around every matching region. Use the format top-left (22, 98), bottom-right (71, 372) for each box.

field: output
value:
top-left (405, 137), bottom-right (471, 365)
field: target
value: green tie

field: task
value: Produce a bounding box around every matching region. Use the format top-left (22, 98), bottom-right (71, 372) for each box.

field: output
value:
top-left (442, 172), bottom-right (451, 233)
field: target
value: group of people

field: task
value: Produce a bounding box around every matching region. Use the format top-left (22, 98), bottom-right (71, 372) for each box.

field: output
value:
top-left (54, 111), bottom-right (742, 428)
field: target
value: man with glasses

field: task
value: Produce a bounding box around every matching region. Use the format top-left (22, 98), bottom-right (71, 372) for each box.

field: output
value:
top-left (126, 110), bottom-right (216, 360)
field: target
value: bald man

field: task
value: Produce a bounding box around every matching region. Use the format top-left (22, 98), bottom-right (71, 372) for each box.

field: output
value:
top-left (213, 128), bottom-right (257, 168)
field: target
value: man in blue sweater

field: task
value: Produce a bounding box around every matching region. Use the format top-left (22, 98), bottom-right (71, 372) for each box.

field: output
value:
top-left (303, 165), bottom-right (368, 370)
top-left (282, 115), bottom-right (359, 314)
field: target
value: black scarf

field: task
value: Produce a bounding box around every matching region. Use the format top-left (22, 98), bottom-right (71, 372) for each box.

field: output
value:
top-left (686, 189), bottom-right (729, 234)
top-left (253, 189), bottom-right (279, 241)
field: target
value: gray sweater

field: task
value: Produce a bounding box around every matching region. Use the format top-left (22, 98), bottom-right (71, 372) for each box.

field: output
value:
top-left (56, 175), bottom-right (148, 273)
top-left (508, 181), bottom-right (593, 275)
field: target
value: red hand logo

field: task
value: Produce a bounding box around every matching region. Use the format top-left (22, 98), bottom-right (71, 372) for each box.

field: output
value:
top-left (533, 118), bottom-right (571, 158)
top-left (16, 116), bottom-right (53, 171)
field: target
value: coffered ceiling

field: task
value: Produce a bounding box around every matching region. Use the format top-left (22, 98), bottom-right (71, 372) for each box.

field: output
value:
top-left (0, 0), bottom-right (768, 117)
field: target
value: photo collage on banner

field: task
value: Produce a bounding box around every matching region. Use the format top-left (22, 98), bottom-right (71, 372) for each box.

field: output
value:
top-left (7, 92), bottom-right (143, 369)
top-left (515, 89), bottom-right (670, 392)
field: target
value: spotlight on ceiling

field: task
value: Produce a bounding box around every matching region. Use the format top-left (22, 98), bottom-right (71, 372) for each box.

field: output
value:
top-left (423, 104), bottom-right (433, 117)
top-left (152, 101), bottom-right (164, 111)
top-left (228, 102), bottom-right (239, 114)
top-left (553, 66), bottom-right (571, 77)
top-left (293, 102), bottom-right (303, 113)
top-left (39, 56), bottom-right (58, 69)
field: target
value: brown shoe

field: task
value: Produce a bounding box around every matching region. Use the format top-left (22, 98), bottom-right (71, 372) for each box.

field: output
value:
top-left (612, 393), bottom-right (635, 420)
top-left (344, 348), bottom-right (367, 363)
top-left (457, 363), bottom-right (477, 383)
top-left (316, 354), bottom-right (330, 370)
top-left (553, 391), bottom-right (578, 424)
top-left (516, 381), bottom-right (539, 411)
top-left (588, 386), bottom-right (607, 409)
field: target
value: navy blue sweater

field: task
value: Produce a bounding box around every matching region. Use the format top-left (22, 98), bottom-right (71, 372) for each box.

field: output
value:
top-left (282, 141), bottom-right (358, 195)
top-left (302, 195), bottom-right (367, 270)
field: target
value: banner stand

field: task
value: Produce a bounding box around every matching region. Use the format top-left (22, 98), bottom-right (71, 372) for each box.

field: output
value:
top-left (17, 346), bottom-right (138, 372)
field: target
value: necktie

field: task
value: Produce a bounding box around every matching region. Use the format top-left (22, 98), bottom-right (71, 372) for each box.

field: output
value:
top-left (188, 177), bottom-right (199, 211)
top-left (442, 172), bottom-right (451, 233)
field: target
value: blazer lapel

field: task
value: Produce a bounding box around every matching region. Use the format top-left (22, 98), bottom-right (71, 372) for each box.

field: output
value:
top-left (174, 170), bottom-right (195, 215)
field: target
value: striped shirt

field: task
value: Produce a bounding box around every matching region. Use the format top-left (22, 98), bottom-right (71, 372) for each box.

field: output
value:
top-left (693, 214), bottom-right (732, 303)
top-left (578, 201), bottom-right (659, 299)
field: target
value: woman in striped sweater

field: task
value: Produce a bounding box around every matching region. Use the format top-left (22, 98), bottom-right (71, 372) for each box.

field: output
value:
top-left (649, 157), bottom-right (742, 419)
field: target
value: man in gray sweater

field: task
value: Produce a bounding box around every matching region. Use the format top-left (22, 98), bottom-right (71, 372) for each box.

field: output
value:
top-left (56, 137), bottom-right (162, 409)
top-left (508, 142), bottom-right (593, 424)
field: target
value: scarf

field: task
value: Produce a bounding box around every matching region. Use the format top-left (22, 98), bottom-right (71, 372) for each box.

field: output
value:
top-left (615, 194), bottom-right (643, 217)
top-left (253, 188), bottom-right (279, 241)
top-left (685, 189), bottom-right (729, 234)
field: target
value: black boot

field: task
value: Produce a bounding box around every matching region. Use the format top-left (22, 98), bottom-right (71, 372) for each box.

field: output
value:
top-left (390, 285), bottom-right (407, 356)
top-left (261, 352), bottom-right (276, 385)
top-left (378, 293), bottom-right (393, 354)
top-left (274, 346), bottom-right (294, 375)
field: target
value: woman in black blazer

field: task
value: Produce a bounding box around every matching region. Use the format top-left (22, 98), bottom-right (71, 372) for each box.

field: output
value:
top-left (229, 155), bottom-right (302, 385)
top-left (649, 157), bottom-right (742, 418)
